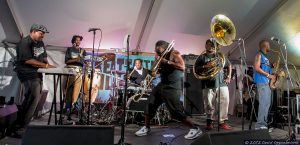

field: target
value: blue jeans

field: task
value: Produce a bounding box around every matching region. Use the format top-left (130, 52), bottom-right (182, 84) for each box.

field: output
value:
top-left (255, 83), bottom-right (272, 128)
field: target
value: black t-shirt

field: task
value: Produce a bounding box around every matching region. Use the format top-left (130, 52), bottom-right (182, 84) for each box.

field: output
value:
top-left (194, 52), bottom-right (231, 89)
top-left (65, 46), bottom-right (86, 67)
top-left (159, 51), bottom-right (184, 89)
top-left (15, 35), bottom-right (47, 82)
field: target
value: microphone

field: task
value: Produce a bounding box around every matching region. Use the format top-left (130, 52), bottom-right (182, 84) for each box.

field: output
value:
top-left (233, 38), bottom-right (242, 41)
top-left (271, 36), bottom-right (287, 49)
top-left (88, 28), bottom-right (101, 32)
top-left (270, 36), bottom-right (281, 42)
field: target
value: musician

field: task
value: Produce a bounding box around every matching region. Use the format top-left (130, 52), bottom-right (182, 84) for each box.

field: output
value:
top-left (135, 40), bottom-right (202, 140)
top-left (128, 59), bottom-right (148, 85)
top-left (194, 39), bottom-right (232, 130)
top-left (253, 39), bottom-right (275, 130)
top-left (65, 35), bottom-right (86, 116)
top-left (14, 24), bottom-right (55, 127)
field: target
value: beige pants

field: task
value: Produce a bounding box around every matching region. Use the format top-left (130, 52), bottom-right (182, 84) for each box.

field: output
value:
top-left (66, 73), bottom-right (83, 105)
top-left (66, 67), bottom-right (100, 105)
top-left (83, 75), bottom-right (99, 104)
top-left (203, 86), bottom-right (230, 123)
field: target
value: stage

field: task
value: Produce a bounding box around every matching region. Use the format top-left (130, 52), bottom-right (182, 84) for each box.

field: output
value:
top-left (0, 114), bottom-right (297, 145)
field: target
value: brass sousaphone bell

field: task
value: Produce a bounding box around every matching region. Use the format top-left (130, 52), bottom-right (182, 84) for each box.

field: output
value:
top-left (193, 14), bottom-right (236, 80)
top-left (211, 14), bottom-right (236, 46)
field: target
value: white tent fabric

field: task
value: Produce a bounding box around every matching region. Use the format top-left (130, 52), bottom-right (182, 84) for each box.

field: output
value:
top-left (2, 0), bottom-right (300, 115)
top-left (0, 45), bottom-right (20, 102)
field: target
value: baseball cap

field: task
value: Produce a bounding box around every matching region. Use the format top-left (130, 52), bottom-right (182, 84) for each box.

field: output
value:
top-left (30, 24), bottom-right (49, 33)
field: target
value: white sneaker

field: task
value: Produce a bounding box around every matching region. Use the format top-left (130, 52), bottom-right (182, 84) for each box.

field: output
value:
top-left (135, 126), bottom-right (150, 136)
top-left (184, 127), bottom-right (202, 140)
top-left (255, 126), bottom-right (268, 130)
top-left (268, 127), bottom-right (273, 133)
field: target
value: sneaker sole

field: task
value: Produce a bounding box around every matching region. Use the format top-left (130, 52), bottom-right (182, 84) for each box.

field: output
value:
top-left (184, 131), bottom-right (202, 140)
top-left (135, 132), bottom-right (150, 137)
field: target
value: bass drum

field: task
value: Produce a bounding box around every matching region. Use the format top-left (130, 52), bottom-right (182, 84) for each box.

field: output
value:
top-left (84, 69), bottom-right (101, 104)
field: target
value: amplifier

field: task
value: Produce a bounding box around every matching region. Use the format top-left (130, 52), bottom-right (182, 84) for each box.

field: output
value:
top-left (277, 106), bottom-right (288, 114)
top-left (296, 124), bottom-right (300, 134)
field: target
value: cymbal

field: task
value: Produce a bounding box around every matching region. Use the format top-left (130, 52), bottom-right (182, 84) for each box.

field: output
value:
top-left (84, 56), bottom-right (107, 62)
top-left (111, 70), bottom-right (126, 74)
top-left (97, 53), bottom-right (116, 60)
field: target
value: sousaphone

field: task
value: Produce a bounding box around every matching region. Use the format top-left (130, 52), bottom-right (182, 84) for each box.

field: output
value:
top-left (193, 14), bottom-right (236, 80)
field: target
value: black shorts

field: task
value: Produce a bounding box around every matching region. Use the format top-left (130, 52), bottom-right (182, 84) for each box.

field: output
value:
top-left (145, 83), bottom-right (187, 121)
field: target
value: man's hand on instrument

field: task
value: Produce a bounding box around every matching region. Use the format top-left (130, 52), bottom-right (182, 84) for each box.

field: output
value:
top-left (48, 64), bottom-right (56, 68)
top-left (204, 61), bottom-right (217, 68)
top-left (75, 57), bottom-right (82, 63)
top-left (45, 63), bottom-right (56, 68)
top-left (161, 58), bottom-right (168, 64)
top-left (224, 77), bottom-right (231, 84)
top-left (272, 62), bottom-right (277, 68)
top-left (267, 74), bottom-right (276, 80)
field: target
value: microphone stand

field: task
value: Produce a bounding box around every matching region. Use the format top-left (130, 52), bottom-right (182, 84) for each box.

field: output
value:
top-left (211, 39), bottom-right (221, 132)
top-left (116, 35), bottom-right (131, 145)
top-left (277, 42), bottom-right (296, 141)
top-left (78, 62), bottom-right (87, 125)
top-left (87, 29), bottom-right (98, 125)
top-left (237, 38), bottom-right (249, 130)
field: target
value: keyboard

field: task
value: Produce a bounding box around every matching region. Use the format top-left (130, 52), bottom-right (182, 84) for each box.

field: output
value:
top-left (37, 68), bottom-right (77, 75)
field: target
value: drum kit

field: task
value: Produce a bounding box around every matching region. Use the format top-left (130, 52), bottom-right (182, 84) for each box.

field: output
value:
top-left (64, 51), bottom-right (161, 124)
top-left (64, 48), bottom-right (173, 125)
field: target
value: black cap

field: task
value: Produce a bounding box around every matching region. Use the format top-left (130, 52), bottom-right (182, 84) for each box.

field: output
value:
top-left (30, 24), bottom-right (49, 33)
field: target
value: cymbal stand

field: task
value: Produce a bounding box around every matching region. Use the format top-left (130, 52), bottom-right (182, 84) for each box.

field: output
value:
top-left (116, 35), bottom-right (131, 145)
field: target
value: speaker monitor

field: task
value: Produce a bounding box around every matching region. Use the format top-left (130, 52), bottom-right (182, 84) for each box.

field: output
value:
top-left (184, 66), bottom-right (204, 114)
top-left (22, 125), bottom-right (114, 145)
top-left (191, 129), bottom-right (271, 145)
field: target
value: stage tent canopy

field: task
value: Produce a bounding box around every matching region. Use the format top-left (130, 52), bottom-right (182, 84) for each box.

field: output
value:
top-left (2, 0), bottom-right (300, 115)
top-left (1, 0), bottom-right (300, 65)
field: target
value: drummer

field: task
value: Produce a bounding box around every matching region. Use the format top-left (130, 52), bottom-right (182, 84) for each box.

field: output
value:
top-left (128, 59), bottom-right (149, 86)
top-left (65, 35), bottom-right (86, 119)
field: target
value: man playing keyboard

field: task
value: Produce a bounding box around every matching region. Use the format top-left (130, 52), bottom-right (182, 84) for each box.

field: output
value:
top-left (15, 24), bottom-right (55, 128)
